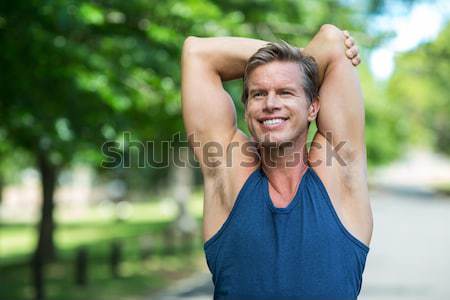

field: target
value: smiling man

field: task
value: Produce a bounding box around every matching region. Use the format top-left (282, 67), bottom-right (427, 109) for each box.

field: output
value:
top-left (181, 24), bottom-right (373, 300)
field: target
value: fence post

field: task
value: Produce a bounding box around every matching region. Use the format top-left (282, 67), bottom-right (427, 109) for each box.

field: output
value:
top-left (75, 247), bottom-right (88, 286)
top-left (110, 241), bottom-right (122, 278)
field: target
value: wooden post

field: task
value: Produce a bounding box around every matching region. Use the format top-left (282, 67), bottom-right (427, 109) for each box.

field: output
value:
top-left (75, 247), bottom-right (88, 286)
top-left (110, 241), bottom-right (122, 278)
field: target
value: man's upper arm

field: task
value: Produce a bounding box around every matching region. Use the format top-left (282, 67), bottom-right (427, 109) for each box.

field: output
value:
top-left (307, 25), bottom-right (366, 162)
top-left (181, 37), bottom-right (238, 169)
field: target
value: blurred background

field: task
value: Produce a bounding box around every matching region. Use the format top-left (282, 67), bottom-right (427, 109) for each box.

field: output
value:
top-left (0, 0), bottom-right (449, 299)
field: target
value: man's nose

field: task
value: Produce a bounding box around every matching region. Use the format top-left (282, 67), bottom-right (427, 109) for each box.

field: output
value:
top-left (264, 92), bottom-right (281, 111)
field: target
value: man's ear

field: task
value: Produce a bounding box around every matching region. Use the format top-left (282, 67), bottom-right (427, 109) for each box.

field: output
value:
top-left (307, 97), bottom-right (320, 122)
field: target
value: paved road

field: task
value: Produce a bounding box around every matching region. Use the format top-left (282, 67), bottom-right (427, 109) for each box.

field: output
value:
top-left (152, 187), bottom-right (450, 300)
top-left (360, 187), bottom-right (450, 300)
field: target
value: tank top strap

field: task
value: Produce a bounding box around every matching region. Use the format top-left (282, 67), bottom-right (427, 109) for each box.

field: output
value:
top-left (305, 167), bottom-right (370, 252)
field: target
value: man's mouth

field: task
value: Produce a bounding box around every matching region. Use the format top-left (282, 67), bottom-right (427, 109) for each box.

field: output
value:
top-left (258, 117), bottom-right (289, 129)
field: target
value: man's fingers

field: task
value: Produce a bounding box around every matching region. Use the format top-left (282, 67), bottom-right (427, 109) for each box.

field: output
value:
top-left (345, 37), bottom-right (354, 48)
top-left (352, 56), bottom-right (361, 66)
top-left (343, 30), bottom-right (360, 66)
top-left (345, 46), bottom-right (359, 58)
top-left (346, 46), bottom-right (358, 58)
top-left (345, 49), bottom-right (352, 58)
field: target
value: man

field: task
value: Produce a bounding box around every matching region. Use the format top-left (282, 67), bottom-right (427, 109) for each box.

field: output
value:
top-left (181, 24), bottom-right (373, 300)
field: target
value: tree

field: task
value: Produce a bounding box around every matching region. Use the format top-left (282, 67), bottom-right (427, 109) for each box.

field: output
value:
top-left (388, 21), bottom-right (450, 155)
top-left (0, 0), bottom-right (175, 261)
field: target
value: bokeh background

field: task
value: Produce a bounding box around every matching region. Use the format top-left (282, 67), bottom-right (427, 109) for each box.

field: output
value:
top-left (0, 1), bottom-right (449, 299)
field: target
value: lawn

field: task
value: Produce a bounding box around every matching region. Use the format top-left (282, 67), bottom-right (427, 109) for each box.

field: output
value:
top-left (0, 192), bottom-right (206, 300)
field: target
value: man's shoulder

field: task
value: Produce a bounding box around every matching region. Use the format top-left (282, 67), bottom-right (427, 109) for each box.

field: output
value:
top-left (201, 129), bottom-right (260, 208)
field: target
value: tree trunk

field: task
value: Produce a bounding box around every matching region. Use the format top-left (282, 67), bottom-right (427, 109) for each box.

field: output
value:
top-left (35, 152), bottom-right (57, 261)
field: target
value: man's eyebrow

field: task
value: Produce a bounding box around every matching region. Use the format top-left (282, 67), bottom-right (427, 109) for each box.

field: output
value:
top-left (248, 88), bottom-right (265, 94)
top-left (278, 87), bottom-right (301, 94)
top-left (277, 86), bottom-right (297, 91)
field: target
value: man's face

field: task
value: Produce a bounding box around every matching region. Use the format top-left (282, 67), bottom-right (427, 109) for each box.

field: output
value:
top-left (245, 61), bottom-right (317, 148)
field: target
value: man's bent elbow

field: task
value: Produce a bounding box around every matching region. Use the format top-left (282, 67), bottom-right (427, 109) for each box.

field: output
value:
top-left (182, 36), bottom-right (202, 58)
top-left (318, 24), bottom-right (346, 59)
top-left (319, 24), bottom-right (343, 41)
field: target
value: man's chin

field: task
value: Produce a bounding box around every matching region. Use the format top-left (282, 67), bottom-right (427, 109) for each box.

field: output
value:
top-left (254, 134), bottom-right (294, 148)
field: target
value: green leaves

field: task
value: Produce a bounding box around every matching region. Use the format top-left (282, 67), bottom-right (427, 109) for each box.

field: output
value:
top-left (146, 23), bottom-right (180, 45)
top-left (388, 22), bottom-right (450, 155)
top-left (79, 3), bottom-right (104, 25)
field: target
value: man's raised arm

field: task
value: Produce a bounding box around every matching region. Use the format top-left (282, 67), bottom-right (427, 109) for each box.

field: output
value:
top-left (181, 37), bottom-right (266, 172)
top-left (303, 25), bottom-right (364, 161)
top-left (303, 25), bottom-right (371, 245)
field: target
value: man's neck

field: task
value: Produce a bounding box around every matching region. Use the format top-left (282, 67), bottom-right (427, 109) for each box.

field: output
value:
top-left (259, 135), bottom-right (309, 200)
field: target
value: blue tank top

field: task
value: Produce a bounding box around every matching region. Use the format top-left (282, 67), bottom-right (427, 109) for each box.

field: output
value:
top-left (204, 166), bottom-right (369, 300)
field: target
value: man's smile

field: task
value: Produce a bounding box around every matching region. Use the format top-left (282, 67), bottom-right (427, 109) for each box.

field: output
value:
top-left (258, 116), bottom-right (289, 130)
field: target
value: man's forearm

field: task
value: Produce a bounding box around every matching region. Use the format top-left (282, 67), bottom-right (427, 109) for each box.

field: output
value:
top-left (182, 36), bottom-right (267, 81)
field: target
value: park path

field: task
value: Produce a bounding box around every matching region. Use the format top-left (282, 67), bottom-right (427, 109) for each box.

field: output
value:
top-left (150, 186), bottom-right (450, 300)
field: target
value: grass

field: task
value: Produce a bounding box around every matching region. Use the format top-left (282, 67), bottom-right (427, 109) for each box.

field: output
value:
top-left (0, 192), bottom-right (206, 300)
top-left (1, 190), bottom-right (204, 261)
top-left (1, 244), bottom-right (205, 300)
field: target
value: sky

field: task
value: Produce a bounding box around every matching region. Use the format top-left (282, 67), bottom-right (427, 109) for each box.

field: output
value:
top-left (369, 1), bottom-right (450, 80)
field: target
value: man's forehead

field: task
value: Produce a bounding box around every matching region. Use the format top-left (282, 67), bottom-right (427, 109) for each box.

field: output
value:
top-left (248, 61), bottom-right (303, 89)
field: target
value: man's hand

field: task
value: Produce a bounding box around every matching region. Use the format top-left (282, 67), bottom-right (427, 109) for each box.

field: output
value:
top-left (343, 30), bottom-right (360, 66)
top-left (301, 30), bottom-right (360, 66)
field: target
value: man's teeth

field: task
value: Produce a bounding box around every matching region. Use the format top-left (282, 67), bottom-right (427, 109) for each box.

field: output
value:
top-left (263, 118), bottom-right (284, 125)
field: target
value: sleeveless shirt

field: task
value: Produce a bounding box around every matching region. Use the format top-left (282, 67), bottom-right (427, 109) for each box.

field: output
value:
top-left (204, 166), bottom-right (369, 300)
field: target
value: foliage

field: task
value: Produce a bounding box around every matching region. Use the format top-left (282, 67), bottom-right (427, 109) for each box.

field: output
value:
top-left (360, 64), bottom-right (409, 167)
top-left (388, 22), bottom-right (450, 155)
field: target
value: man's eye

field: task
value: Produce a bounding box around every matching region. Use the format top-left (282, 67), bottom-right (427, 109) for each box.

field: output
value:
top-left (281, 91), bottom-right (292, 95)
top-left (253, 92), bottom-right (264, 97)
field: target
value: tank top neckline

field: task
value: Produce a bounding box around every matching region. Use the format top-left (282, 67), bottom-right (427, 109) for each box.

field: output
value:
top-left (260, 166), bottom-right (310, 214)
